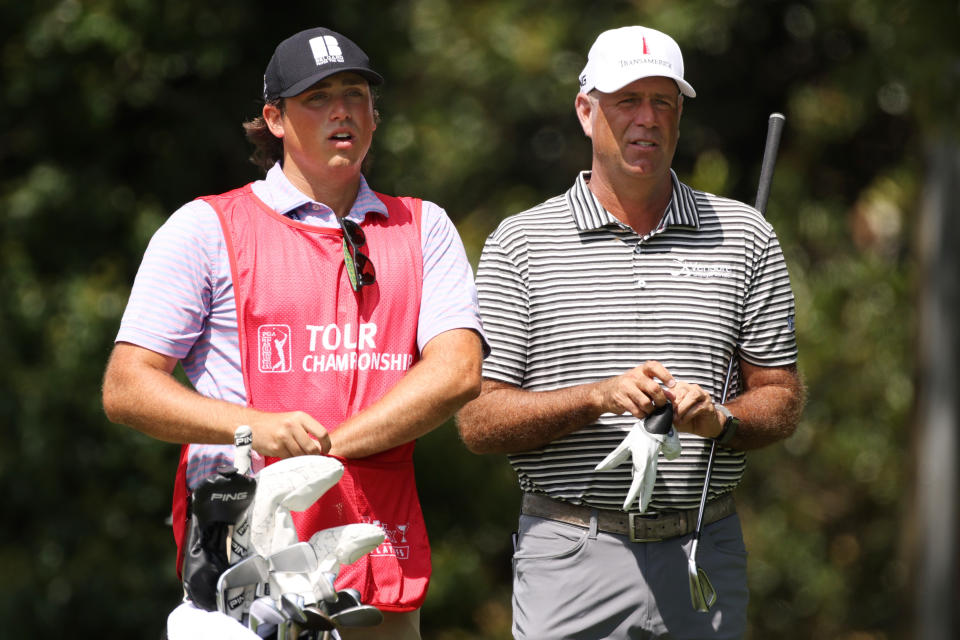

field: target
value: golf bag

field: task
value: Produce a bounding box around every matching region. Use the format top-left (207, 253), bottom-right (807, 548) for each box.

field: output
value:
top-left (182, 465), bottom-right (257, 611)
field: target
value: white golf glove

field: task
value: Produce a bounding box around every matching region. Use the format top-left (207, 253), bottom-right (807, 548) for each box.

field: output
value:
top-left (594, 419), bottom-right (682, 513)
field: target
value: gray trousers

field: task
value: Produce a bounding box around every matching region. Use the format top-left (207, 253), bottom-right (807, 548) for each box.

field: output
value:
top-left (512, 511), bottom-right (748, 639)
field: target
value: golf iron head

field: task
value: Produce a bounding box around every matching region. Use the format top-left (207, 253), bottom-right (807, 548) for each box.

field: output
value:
top-left (249, 596), bottom-right (284, 638)
top-left (687, 538), bottom-right (718, 612)
top-left (326, 588), bottom-right (383, 628)
top-left (302, 605), bottom-right (336, 632)
top-left (216, 554), bottom-right (269, 616)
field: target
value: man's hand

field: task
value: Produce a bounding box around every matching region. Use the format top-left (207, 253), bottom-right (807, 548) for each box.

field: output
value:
top-left (248, 411), bottom-right (332, 458)
top-left (591, 360), bottom-right (676, 418)
top-left (664, 381), bottom-right (724, 439)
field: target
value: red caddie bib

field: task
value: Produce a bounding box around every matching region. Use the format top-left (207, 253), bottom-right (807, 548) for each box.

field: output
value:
top-left (171, 184), bottom-right (428, 611)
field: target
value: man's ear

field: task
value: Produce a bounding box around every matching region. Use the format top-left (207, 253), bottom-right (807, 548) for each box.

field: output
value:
top-left (575, 93), bottom-right (594, 139)
top-left (263, 103), bottom-right (284, 139)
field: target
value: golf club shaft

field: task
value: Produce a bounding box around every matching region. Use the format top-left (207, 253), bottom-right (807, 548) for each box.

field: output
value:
top-left (693, 111), bottom-right (786, 546)
top-left (693, 355), bottom-right (735, 533)
top-left (754, 112), bottom-right (785, 216)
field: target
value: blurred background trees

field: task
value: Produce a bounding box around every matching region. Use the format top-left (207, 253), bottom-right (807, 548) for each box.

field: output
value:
top-left (1, 0), bottom-right (957, 637)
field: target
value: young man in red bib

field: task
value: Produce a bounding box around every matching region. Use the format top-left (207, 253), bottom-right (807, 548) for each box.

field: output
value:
top-left (103, 26), bottom-right (486, 639)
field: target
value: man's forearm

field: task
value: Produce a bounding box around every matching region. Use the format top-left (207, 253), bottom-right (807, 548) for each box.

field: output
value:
top-left (328, 328), bottom-right (484, 459)
top-left (102, 342), bottom-right (331, 457)
top-left (456, 379), bottom-right (606, 455)
top-left (722, 363), bottom-right (806, 450)
top-left (102, 348), bottom-right (250, 445)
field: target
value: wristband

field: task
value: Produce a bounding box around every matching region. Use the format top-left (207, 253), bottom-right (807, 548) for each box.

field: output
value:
top-left (715, 404), bottom-right (740, 446)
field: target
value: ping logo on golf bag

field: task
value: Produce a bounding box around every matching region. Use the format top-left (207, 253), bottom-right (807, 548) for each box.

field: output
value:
top-left (258, 324), bottom-right (292, 373)
top-left (309, 35), bottom-right (344, 65)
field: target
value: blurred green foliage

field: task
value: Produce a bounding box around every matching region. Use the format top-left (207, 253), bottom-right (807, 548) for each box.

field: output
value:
top-left (1, 0), bottom-right (957, 637)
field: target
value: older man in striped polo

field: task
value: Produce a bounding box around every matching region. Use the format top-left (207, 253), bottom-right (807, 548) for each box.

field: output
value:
top-left (458, 25), bottom-right (804, 640)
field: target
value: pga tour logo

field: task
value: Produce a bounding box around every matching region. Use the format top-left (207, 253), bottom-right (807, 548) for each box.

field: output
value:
top-left (258, 324), bottom-right (292, 373)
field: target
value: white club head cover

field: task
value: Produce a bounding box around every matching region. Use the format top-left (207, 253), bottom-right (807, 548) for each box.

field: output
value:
top-left (306, 523), bottom-right (385, 602)
top-left (594, 420), bottom-right (682, 513)
top-left (249, 456), bottom-right (344, 558)
top-left (167, 600), bottom-right (260, 640)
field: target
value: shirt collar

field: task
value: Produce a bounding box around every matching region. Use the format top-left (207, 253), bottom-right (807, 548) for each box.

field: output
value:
top-left (255, 162), bottom-right (389, 222)
top-left (565, 170), bottom-right (700, 233)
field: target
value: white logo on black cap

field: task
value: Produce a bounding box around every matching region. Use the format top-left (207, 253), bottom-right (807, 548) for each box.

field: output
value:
top-left (309, 36), bottom-right (344, 66)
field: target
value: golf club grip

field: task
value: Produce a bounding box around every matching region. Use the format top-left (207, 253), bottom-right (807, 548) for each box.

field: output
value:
top-left (754, 112), bottom-right (785, 216)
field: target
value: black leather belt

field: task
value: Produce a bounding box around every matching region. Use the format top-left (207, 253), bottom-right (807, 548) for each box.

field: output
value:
top-left (521, 492), bottom-right (736, 542)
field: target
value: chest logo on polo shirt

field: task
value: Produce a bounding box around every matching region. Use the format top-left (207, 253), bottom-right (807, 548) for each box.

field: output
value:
top-left (670, 257), bottom-right (734, 280)
top-left (258, 324), bottom-right (293, 373)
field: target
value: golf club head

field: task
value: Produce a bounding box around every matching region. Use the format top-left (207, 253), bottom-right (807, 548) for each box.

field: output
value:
top-left (687, 540), bottom-right (718, 612)
top-left (302, 605), bottom-right (336, 632)
top-left (342, 587), bottom-right (363, 603)
top-left (279, 593), bottom-right (308, 625)
top-left (644, 401), bottom-right (674, 435)
top-left (265, 541), bottom-right (320, 607)
top-left (249, 596), bottom-right (284, 638)
top-left (688, 566), bottom-right (718, 612)
top-left (330, 604), bottom-right (384, 628)
top-left (277, 617), bottom-right (302, 640)
top-left (327, 588), bottom-right (362, 613)
top-left (324, 588), bottom-right (382, 627)
top-left (216, 554), bottom-right (269, 615)
top-left (269, 541), bottom-right (319, 573)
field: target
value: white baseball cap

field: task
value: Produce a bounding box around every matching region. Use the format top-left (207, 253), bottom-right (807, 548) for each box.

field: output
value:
top-left (578, 26), bottom-right (696, 98)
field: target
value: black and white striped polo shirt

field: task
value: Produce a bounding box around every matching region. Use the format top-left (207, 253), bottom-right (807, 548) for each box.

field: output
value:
top-left (476, 170), bottom-right (798, 513)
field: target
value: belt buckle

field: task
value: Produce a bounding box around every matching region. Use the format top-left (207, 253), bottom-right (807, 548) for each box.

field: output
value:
top-left (628, 513), bottom-right (663, 543)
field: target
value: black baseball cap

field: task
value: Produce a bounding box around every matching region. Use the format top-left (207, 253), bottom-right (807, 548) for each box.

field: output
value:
top-left (263, 27), bottom-right (384, 101)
